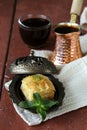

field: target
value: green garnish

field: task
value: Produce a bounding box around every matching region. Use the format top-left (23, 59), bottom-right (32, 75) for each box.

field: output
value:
top-left (32, 75), bottom-right (42, 81)
top-left (18, 93), bottom-right (59, 120)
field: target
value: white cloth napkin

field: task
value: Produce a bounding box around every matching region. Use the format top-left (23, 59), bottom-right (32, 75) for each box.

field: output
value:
top-left (80, 34), bottom-right (87, 55)
top-left (5, 7), bottom-right (87, 126)
top-left (80, 7), bottom-right (87, 31)
top-left (80, 7), bottom-right (87, 55)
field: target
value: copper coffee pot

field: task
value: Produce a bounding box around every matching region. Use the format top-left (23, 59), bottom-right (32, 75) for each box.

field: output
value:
top-left (50, 0), bottom-right (84, 65)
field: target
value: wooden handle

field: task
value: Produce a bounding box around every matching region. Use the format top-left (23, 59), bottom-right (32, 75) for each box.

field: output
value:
top-left (70, 0), bottom-right (84, 16)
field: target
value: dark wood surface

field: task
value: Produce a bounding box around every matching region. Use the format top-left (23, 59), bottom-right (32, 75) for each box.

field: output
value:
top-left (0, 0), bottom-right (87, 130)
top-left (0, 0), bottom-right (14, 95)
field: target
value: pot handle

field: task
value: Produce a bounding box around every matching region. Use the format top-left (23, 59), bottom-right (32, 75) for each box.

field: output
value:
top-left (70, 0), bottom-right (84, 23)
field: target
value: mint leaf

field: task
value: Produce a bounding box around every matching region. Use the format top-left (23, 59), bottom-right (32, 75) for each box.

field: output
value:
top-left (33, 92), bottom-right (42, 103)
top-left (18, 93), bottom-right (59, 120)
top-left (19, 100), bottom-right (36, 109)
top-left (36, 107), bottom-right (47, 120)
top-left (42, 99), bottom-right (59, 110)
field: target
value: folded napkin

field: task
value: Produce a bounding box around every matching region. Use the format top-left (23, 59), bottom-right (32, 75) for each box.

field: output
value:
top-left (80, 7), bottom-right (87, 31)
top-left (80, 34), bottom-right (87, 55)
top-left (5, 7), bottom-right (87, 126)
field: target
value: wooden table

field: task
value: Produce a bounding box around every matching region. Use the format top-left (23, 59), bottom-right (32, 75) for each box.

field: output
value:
top-left (0, 0), bottom-right (87, 130)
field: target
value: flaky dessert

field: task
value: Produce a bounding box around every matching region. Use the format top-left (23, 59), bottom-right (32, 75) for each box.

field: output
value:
top-left (20, 74), bottom-right (56, 101)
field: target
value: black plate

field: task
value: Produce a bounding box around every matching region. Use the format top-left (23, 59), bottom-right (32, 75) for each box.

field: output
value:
top-left (9, 74), bottom-right (65, 111)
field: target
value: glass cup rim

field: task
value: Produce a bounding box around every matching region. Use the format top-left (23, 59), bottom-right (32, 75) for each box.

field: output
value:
top-left (18, 14), bottom-right (51, 30)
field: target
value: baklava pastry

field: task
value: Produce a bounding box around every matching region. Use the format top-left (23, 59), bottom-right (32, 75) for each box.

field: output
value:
top-left (21, 74), bottom-right (56, 101)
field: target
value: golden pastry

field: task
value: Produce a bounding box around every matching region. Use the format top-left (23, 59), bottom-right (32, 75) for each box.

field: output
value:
top-left (21, 74), bottom-right (55, 101)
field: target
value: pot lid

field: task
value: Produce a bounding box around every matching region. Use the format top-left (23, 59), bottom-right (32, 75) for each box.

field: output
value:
top-left (9, 51), bottom-right (58, 74)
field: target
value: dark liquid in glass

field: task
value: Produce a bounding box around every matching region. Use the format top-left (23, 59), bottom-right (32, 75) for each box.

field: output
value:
top-left (19, 18), bottom-right (51, 48)
top-left (23, 18), bottom-right (49, 27)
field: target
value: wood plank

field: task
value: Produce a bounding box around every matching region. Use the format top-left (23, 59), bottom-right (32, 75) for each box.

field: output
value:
top-left (0, 0), bottom-right (15, 95)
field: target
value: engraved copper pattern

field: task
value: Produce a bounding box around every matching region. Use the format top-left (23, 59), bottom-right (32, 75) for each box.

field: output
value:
top-left (50, 24), bottom-right (82, 65)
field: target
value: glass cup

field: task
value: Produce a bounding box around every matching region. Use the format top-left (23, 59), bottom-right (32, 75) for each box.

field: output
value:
top-left (18, 14), bottom-right (51, 49)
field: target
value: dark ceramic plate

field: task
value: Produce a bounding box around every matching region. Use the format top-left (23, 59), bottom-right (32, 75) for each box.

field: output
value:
top-left (9, 74), bottom-right (65, 111)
